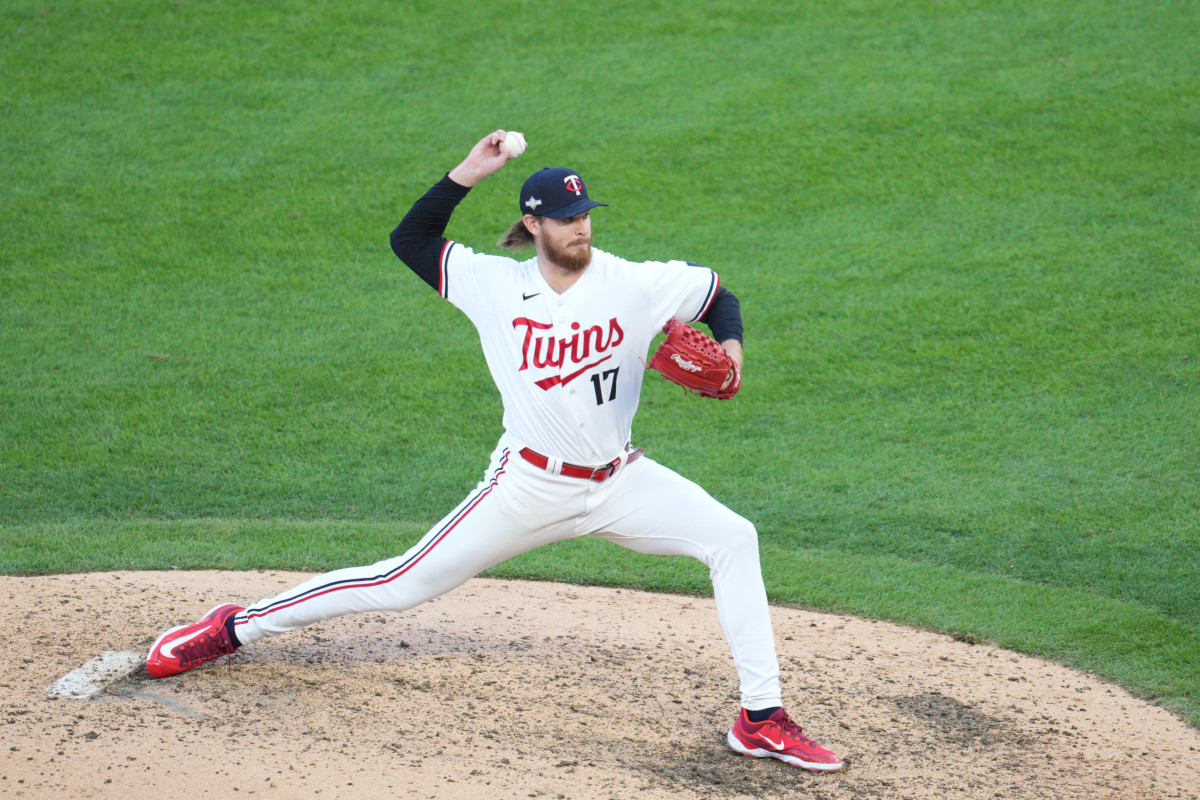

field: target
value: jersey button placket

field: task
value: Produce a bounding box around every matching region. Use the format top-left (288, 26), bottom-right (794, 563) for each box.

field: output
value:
top-left (557, 302), bottom-right (589, 446)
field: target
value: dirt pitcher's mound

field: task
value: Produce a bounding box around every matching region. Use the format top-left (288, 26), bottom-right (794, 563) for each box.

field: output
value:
top-left (1, 572), bottom-right (1197, 800)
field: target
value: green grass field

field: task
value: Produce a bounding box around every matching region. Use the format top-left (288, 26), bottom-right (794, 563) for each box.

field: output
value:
top-left (3, 1), bottom-right (1198, 725)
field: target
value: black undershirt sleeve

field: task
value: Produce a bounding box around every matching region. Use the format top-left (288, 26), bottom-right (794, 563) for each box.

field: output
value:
top-left (685, 262), bottom-right (743, 343)
top-left (390, 174), bottom-right (472, 290)
top-left (699, 287), bottom-right (743, 345)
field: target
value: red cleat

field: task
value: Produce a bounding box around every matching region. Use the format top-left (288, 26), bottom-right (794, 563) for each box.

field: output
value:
top-left (146, 604), bottom-right (243, 678)
top-left (727, 708), bottom-right (843, 772)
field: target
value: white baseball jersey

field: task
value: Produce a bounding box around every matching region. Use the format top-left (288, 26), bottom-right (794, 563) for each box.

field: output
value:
top-left (436, 244), bottom-right (720, 465)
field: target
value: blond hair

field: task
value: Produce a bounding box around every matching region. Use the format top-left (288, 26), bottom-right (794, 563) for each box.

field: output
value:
top-left (498, 217), bottom-right (537, 251)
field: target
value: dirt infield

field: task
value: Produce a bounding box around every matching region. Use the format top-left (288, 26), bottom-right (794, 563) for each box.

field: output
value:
top-left (2, 571), bottom-right (1197, 799)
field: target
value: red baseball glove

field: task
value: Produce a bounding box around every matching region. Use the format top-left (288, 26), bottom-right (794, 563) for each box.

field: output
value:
top-left (647, 319), bottom-right (741, 400)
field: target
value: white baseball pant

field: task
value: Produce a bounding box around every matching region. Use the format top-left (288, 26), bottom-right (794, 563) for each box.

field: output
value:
top-left (232, 437), bottom-right (783, 710)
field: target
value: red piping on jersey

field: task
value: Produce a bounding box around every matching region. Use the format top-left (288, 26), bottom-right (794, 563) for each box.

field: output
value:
top-left (438, 240), bottom-right (454, 298)
top-left (695, 273), bottom-right (721, 321)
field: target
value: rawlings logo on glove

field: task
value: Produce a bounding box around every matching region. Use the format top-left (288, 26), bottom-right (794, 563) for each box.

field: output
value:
top-left (670, 354), bottom-right (703, 373)
top-left (648, 319), bottom-right (741, 400)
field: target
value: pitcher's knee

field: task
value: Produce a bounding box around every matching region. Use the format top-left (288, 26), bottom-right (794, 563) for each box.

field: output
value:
top-left (726, 514), bottom-right (760, 553)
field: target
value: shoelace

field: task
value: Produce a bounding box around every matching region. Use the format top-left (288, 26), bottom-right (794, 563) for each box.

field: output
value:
top-left (179, 630), bottom-right (233, 668)
top-left (774, 712), bottom-right (817, 746)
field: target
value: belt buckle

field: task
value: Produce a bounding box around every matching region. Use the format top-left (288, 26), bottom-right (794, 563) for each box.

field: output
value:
top-left (590, 464), bottom-right (615, 482)
top-left (591, 457), bottom-right (621, 482)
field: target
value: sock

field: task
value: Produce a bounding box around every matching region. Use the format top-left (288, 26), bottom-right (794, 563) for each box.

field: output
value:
top-left (225, 614), bottom-right (242, 648)
top-left (746, 706), bottom-right (781, 723)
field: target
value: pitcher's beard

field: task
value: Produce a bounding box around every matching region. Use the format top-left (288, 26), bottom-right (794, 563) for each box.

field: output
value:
top-left (544, 237), bottom-right (592, 272)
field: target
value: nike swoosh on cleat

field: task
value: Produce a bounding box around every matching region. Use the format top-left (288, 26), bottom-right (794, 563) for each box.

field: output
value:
top-left (160, 628), bottom-right (207, 658)
top-left (761, 734), bottom-right (785, 750)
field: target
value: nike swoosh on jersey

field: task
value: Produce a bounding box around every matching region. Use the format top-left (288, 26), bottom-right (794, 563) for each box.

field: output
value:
top-left (522, 292), bottom-right (541, 301)
top-left (533, 354), bottom-right (612, 390)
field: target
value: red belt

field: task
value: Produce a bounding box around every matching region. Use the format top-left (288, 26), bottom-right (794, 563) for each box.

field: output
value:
top-left (519, 446), bottom-right (644, 482)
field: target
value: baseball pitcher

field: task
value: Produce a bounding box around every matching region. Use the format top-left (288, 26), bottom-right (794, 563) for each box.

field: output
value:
top-left (145, 131), bottom-right (843, 772)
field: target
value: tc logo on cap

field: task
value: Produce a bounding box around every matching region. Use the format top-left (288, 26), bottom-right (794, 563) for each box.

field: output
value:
top-left (564, 175), bottom-right (583, 195)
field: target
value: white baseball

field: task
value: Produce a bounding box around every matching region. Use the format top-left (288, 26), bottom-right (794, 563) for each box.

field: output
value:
top-left (502, 131), bottom-right (526, 158)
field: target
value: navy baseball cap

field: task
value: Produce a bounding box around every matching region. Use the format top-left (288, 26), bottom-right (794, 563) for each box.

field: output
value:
top-left (519, 167), bottom-right (608, 219)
